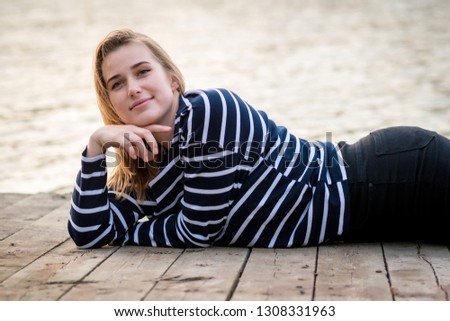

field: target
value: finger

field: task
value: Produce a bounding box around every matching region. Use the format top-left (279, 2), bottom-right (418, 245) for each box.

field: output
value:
top-left (127, 132), bottom-right (152, 162)
top-left (123, 126), bottom-right (167, 160)
top-left (142, 139), bottom-right (152, 152)
top-left (142, 131), bottom-right (159, 157)
top-left (122, 135), bottom-right (137, 160)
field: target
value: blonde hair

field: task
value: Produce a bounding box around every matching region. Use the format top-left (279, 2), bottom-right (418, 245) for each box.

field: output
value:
top-left (93, 29), bottom-right (185, 201)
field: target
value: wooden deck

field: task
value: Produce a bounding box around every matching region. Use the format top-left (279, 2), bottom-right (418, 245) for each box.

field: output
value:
top-left (1, 193), bottom-right (449, 301)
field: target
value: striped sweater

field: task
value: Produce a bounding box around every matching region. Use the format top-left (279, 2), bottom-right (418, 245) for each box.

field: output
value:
top-left (68, 88), bottom-right (349, 248)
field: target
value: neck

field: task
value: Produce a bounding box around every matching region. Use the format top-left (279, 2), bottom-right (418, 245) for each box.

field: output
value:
top-left (153, 91), bottom-right (180, 148)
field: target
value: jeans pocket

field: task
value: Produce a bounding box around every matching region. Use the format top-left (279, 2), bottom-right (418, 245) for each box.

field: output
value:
top-left (370, 126), bottom-right (436, 156)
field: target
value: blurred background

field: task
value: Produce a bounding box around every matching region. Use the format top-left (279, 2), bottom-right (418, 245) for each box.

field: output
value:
top-left (1, 0), bottom-right (449, 194)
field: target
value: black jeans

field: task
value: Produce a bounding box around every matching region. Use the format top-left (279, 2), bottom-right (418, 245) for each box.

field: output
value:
top-left (340, 126), bottom-right (450, 244)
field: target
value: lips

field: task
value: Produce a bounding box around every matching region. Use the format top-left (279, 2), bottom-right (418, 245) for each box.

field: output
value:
top-left (130, 97), bottom-right (153, 110)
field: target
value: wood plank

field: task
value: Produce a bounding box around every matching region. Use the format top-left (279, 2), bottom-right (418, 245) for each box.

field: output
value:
top-left (232, 248), bottom-right (317, 300)
top-left (61, 247), bottom-right (183, 300)
top-left (384, 243), bottom-right (447, 300)
top-left (418, 244), bottom-right (450, 300)
top-left (0, 193), bottom-right (26, 211)
top-left (314, 243), bottom-right (392, 300)
top-left (0, 193), bottom-right (69, 240)
top-left (145, 247), bottom-right (249, 301)
top-left (0, 201), bottom-right (70, 282)
top-left (0, 239), bottom-right (117, 300)
top-left (1, 194), bottom-right (449, 301)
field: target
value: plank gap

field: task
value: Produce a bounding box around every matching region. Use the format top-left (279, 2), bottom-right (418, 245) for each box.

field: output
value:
top-left (384, 243), bottom-right (446, 300)
top-left (381, 242), bottom-right (395, 301)
top-left (418, 243), bottom-right (449, 301)
top-left (57, 246), bottom-right (121, 300)
top-left (142, 249), bottom-right (186, 300)
top-left (226, 248), bottom-right (251, 301)
top-left (312, 246), bottom-right (319, 301)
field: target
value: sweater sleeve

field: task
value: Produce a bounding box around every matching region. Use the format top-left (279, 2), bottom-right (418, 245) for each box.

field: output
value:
top-left (68, 148), bottom-right (154, 249)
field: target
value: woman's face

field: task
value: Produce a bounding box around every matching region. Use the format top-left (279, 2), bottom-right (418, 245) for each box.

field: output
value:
top-left (102, 41), bottom-right (179, 128)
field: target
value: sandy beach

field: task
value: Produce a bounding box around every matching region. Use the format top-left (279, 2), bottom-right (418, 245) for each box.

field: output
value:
top-left (1, 0), bottom-right (449, 194)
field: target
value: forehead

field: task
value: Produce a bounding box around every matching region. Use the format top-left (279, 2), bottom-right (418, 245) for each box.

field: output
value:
top-left (102, 42), bottom-right (159, 77)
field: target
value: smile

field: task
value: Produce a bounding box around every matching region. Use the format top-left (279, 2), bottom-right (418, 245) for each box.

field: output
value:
top-left (130, 97), bottom-right (153, 110)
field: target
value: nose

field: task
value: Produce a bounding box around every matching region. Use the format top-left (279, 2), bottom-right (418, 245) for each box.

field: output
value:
top-left (127, 79), bottom-right (141, 96)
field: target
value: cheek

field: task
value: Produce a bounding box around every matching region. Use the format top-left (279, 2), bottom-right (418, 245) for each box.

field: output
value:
top-left (109, 93), bottom-right (129, 121)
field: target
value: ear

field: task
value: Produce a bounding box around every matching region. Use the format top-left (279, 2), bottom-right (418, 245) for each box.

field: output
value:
top-left (170, 75), bottom-right (179, 91)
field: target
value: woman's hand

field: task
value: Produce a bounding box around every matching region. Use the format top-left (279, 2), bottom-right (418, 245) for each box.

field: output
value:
top-left (87, 124), bottom-right (172, 162)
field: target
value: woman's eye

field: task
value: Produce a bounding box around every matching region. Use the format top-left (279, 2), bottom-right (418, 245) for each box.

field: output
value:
top-left (138, 69), bottom-right (151, 76)
top-left (110, 80), bottom-right (124, 90)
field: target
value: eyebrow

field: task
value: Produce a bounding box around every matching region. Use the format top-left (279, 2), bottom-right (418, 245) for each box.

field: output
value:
top-left (105, 61), bottom-right (151, 88)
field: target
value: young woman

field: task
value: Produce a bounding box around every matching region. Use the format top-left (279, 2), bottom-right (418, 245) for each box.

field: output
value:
top-left (68, 29), bottom-right (450, 249)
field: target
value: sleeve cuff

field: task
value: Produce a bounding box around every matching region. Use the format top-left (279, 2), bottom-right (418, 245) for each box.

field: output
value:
top-left (80, 146), bottom-right (107, 175)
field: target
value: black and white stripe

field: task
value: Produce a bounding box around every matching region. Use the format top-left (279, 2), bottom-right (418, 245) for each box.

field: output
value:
top-left (68, 88), bottom-right (349, 248)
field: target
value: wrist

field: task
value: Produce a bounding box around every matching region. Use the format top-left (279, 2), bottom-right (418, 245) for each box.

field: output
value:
top-left (86, 133), bottom-right (105, 157)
